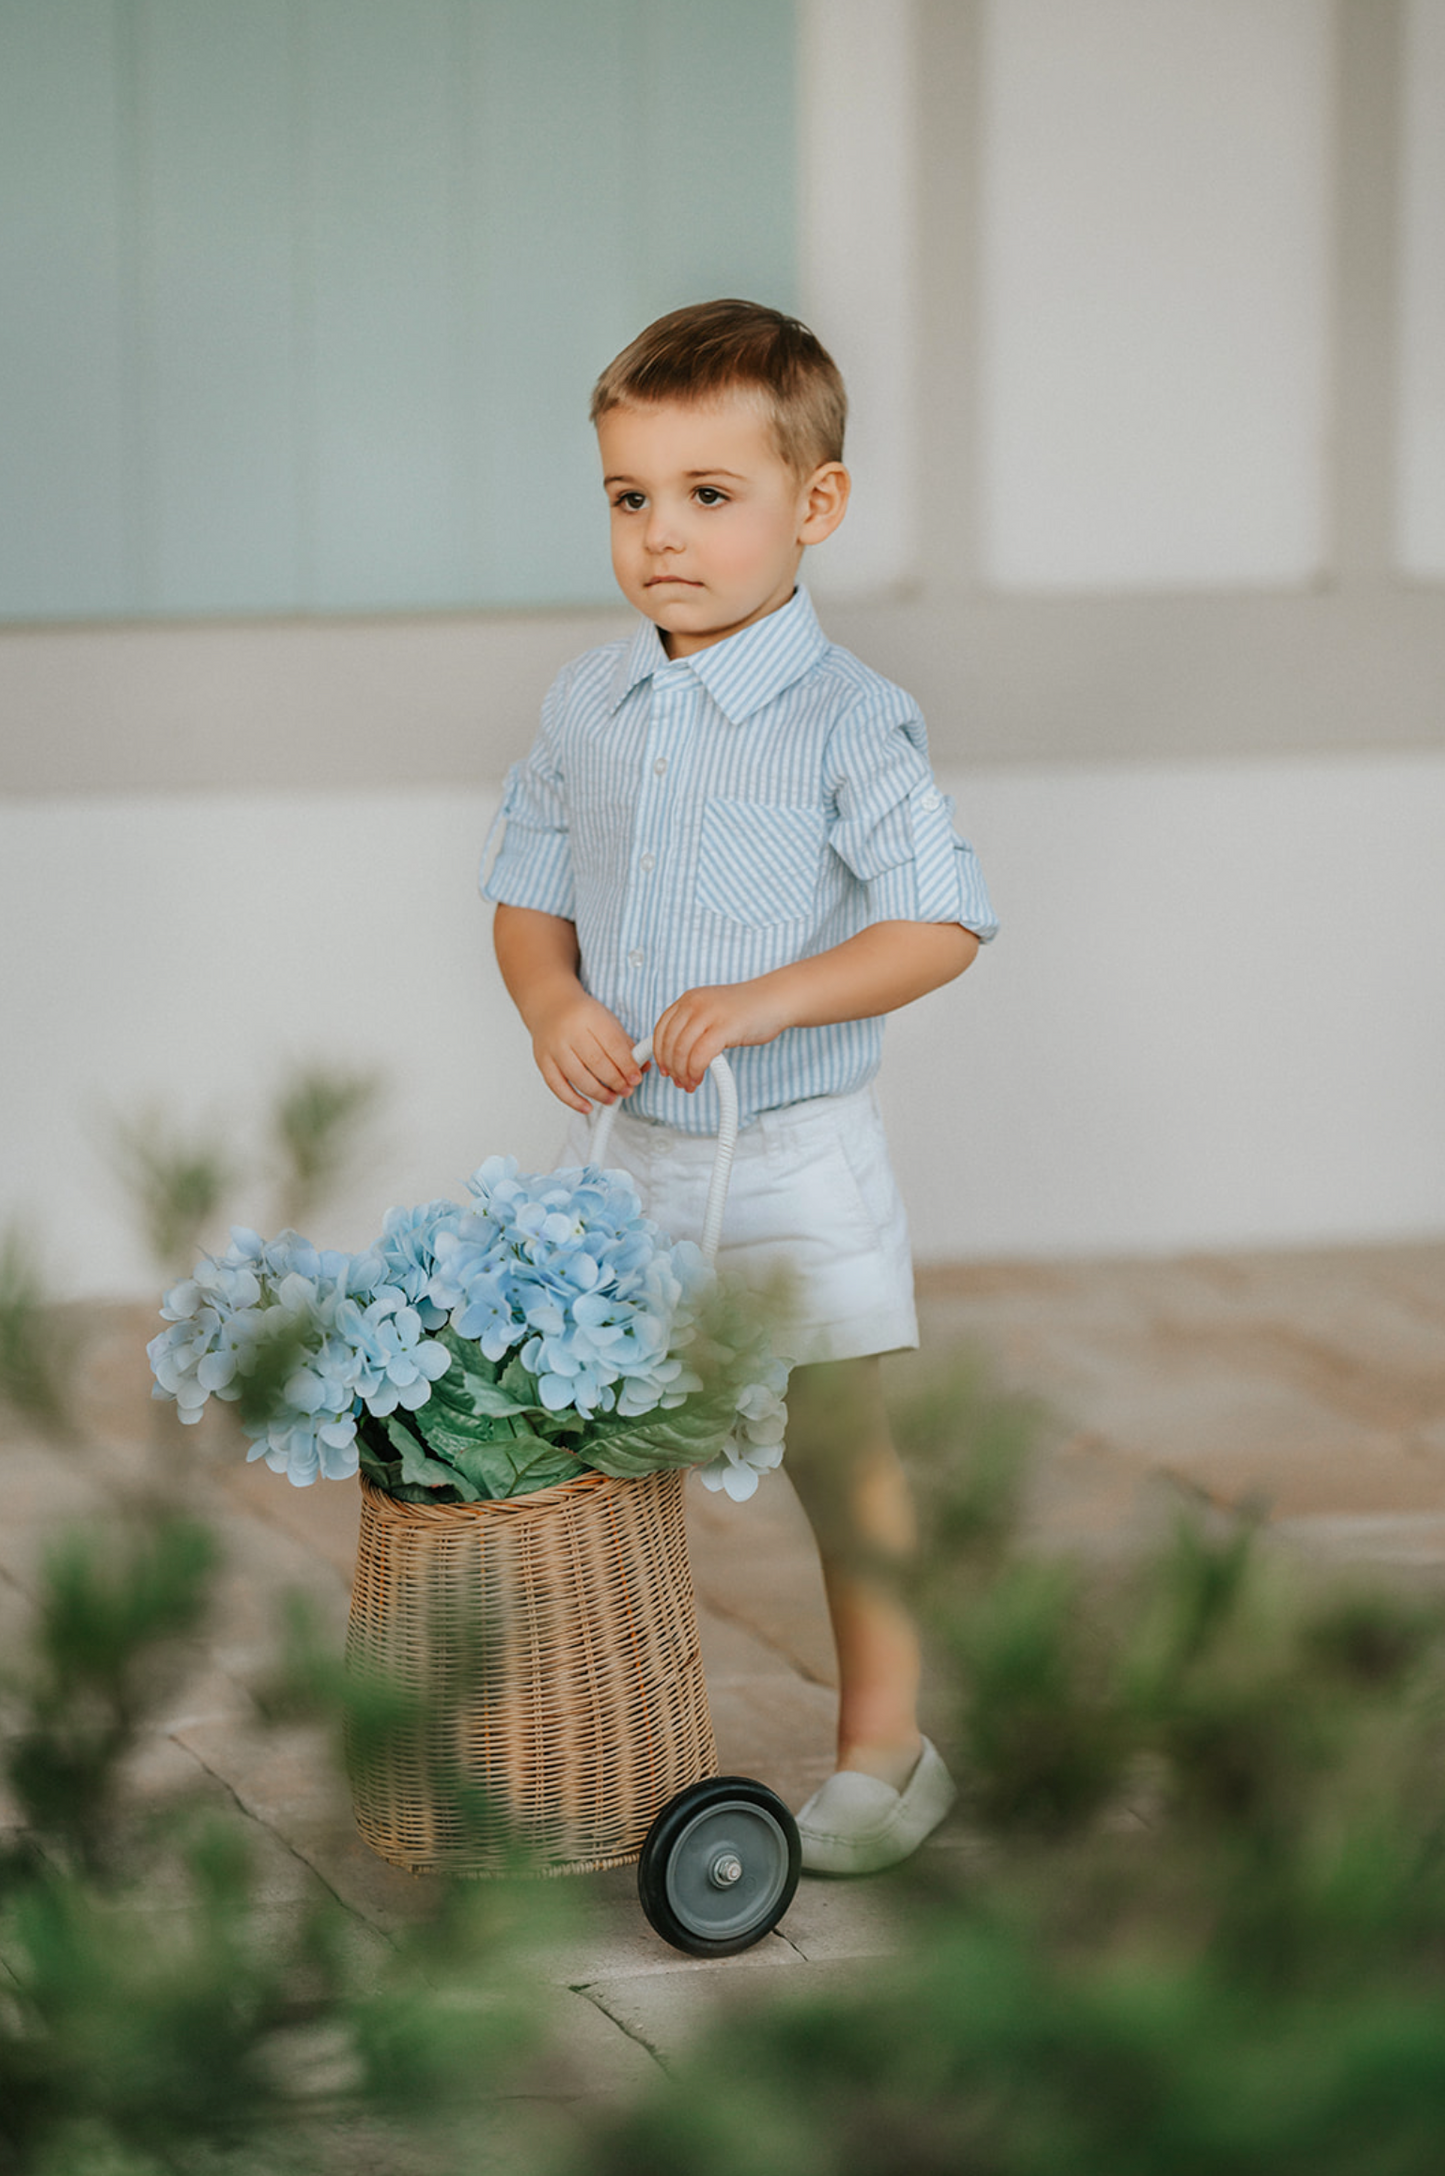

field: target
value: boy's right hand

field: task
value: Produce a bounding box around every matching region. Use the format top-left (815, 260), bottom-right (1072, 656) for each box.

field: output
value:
top-left (492, 906), bottom-right (644, 1117)
top-left (530, 993), bottom-right (645, 1117)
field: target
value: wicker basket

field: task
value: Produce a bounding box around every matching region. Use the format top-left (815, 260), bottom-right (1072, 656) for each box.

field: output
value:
top-left (347, 1039), bottom-right (739, 1879)
top-left (345, 1463), bottom-right (718, 1876)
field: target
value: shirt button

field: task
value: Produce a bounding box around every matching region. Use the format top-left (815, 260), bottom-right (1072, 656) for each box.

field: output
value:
top-left (639, 852), bottom-right (656, 874)
top-left (919, 787), bottom-right (942, 812)
top-left (627, 948), bottom-right (645, 969)
top-left (652, 756), bottom-right (668, 777)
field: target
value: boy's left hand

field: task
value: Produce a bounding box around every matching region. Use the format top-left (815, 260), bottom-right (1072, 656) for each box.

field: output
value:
top-left (650, 981), bottom-right (787, 1094)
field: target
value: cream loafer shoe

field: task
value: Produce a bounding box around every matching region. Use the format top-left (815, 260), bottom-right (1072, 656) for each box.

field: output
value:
top-left (795, 1738), bottom-right (957, 1876)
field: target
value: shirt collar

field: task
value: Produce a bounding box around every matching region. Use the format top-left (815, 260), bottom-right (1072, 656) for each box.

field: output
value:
top-left (606, 584), bottom-right (828, 723)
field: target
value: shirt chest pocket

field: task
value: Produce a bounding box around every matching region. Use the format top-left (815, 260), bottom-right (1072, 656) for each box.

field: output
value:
top-left (695, 798), bottom-right (827, 927)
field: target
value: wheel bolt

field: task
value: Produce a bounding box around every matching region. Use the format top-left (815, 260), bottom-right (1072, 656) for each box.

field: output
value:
top-left (709, 1852), bottom-right (743, 1887)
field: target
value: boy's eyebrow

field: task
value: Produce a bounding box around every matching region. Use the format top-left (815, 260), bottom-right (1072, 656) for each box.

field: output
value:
top-left (602, 468), bottom-right (750, 486)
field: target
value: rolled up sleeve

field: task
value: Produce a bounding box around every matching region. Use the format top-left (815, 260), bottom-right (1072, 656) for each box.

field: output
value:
top-left (479, 680), bottom-right (576, 920)
top-left (826, 705), bottom-right (998, 940)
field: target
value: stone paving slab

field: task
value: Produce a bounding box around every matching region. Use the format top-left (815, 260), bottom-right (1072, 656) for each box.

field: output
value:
top-left (580, 1953), bottom-right (883, 2073)
top-left (691, 1563), bottom-right (839, 1808)
top-left (912, 1242), bottom-right (1445, 1563)
top-left (704, 1676), bottom-right (838, 1813)
top-left (523, 1983), bottom-right (667, 2098)
top-left (1270, 1510), bottom-right (1445, 1565)
top-left (774, 1863), bottom-right (928, 1963)
top-left (0, 1439), bottom-right (115, 1592)
top-left (686, 1469), bottom-right (839, 1690)
top-left (172, 1712), bottom-right (441, 1936)
top-left (214, 1452), bottom-right (365, 1587)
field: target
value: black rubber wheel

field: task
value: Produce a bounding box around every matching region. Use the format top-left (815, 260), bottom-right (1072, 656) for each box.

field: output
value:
top-left (637, 1776), bottom-right (801, 1957)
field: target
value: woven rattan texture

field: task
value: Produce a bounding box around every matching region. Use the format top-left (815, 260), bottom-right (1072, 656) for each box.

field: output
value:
top-left (346, 1468), bottom-right (718, 1875)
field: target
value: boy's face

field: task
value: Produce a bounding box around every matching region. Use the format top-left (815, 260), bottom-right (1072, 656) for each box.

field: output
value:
top-left (597, 395), bottom-right (848, 657)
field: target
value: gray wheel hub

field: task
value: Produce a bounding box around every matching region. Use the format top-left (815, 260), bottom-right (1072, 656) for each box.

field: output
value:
top-left (664, 1799), bottom-right (792, 1941)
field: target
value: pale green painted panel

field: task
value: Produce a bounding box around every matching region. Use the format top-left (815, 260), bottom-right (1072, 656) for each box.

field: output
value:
top-left (465, 0), bottom-right (800, 609)
top-left (466, 0), bottom-right (638, 607)
top-left (638, 0), bottom-right (798, 323)
top-left (136, 0), bottom-right (300, 613)
top-left (0, 1), bottom-right (131, 617)
top-left (0, 0), bottom-right (799, 623)
top-left (300, 0), bottom-right (469, 611)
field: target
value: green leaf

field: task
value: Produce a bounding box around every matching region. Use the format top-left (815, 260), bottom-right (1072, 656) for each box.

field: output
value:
top-left (358, 1472), bottom-right (457, 1508)
top-left (356, 1436), bottom-right (396, 1489)
top-left (430, 1369), bottom-right (540, 1424)
top-left (426, 1357), bottom-right (491, 1409)
top-left (580, 1397), bottom-right (732, 1480)
top-left (415, 1398), bottom-right (509, 1455)
top-left (501, 1355), bottom-right (543, 1406)
top-left (416, 1377), bottom-right (573, 1460)
top-left (460, 1381), bottom-right (540, 1419)
top-left (447, 1432), bottom-right (580, 1501)
top-left (428, 1335), bottom-right (550, 1424)
top-left (383, 1415), bottom-right (482, 1502)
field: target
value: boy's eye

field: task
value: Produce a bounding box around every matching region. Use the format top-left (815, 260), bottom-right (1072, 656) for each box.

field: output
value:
top-left (694, 486), bottom-right (727, 506)
top-left (613, 491), bottom-right (647, 511)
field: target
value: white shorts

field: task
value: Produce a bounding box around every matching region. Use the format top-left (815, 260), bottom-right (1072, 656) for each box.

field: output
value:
top-left (561, 1085), bottom-right (918, 1368)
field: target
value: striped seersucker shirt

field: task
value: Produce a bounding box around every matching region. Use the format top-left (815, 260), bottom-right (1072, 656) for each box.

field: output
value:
top-left (481, 585), bottom-right (997, 1136)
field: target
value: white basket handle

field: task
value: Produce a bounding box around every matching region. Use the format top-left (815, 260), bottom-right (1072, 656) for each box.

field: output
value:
top-left (588, 1036), bottom-right (738, 1262)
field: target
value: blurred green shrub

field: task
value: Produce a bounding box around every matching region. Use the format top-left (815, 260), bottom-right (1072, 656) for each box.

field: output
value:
top-left (269, 1063), bottom-right (385, 1233)
top-left (573, 1367), bottom-right (1445, 2176)
top-left (108, 1104), bottom-right (240, 1278)
top-left (0, 1226), bottom-right (77, 1440)
top-left (11, 1334), bottom-right (1445, 2173)
top-left (4, 1514), bottom-right (216, 1875)
top-left (107, 1062), bottom-right (385, 1280)
top-left (0, 1515), bottom-right (557, 2176)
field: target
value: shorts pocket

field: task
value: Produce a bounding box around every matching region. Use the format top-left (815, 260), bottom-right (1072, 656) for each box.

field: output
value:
top-left (696, 798), bottom-right (825, 927)
top-left (834, 1106), bottom-right (903, 1238)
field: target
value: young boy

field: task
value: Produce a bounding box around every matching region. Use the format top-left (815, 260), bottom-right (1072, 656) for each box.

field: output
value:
top-left (483, 299), bottom-right (996, 1874)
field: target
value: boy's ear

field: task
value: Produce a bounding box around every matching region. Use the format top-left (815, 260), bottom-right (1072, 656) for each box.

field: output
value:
top-left (798, 462), bottom-right (850, 546)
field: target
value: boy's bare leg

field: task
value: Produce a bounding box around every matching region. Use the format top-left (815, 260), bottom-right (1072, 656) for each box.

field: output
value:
top-left (784, 1355), bottom-right (924, 1789)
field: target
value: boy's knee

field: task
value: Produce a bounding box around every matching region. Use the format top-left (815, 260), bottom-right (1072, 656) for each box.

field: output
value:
top-left (786, 1357), bottom-right (885, 1468)
top-left (785, 1356), bottom-right (916, 1558)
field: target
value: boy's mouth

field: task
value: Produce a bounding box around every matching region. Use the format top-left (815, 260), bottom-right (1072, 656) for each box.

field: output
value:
top-left (645, 575), bottom-right (701, 586)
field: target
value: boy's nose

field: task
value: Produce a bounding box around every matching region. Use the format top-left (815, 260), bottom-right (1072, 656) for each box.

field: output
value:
top-left (643, 508), bottom-right (683, 553)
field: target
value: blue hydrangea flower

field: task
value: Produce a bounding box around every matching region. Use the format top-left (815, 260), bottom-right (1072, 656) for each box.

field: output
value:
top-left (331, 1288), bottom-right (452, 1417)
top-left (698, 1368), bottom-right (790, 1501)
top-left (246, 1408), bottom-right (360, 1487)
top-left (376, 1200), bottom-right (462, 1329)
top-left (427, 1215), bottom-right (521, 1358)
top-left (150, 1163), bottom-right (790, 1498)
top-left (148, 1226), bottom-right (445, 1486)
top-left (149, 1242), bottom-right (269, 1422)
top-left (440, 1159), bottom-right (718, 1419)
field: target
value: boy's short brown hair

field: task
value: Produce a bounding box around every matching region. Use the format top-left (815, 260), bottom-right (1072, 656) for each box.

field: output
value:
top-left (590, 298), bottom-right (846, 476)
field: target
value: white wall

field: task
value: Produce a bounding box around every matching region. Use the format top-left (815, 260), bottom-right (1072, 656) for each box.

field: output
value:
top-left (7, 752), bottom-right (1442, 1302)
top-left (978, 0), bottom-right (1333, 590)
top-left (886, 752), bottom-right (1445, 1257)
top-left (798, 0), bottom-right (918, 595)
top-left (1398, 0), bottom-right (1445, 576)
